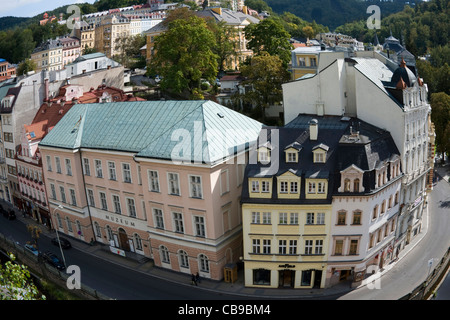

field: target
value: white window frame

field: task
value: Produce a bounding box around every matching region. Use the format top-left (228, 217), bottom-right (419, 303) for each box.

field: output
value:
top-left (122, 163), bottom-right (132, 183)
top-left (108, 161), bottom-right (116, 180)
top-left (153, 208), bottom-right (164, 229)
top-left (189, 175), bottom-right (203, 199)
top-left (148, 170), bottom-right (160, 192)
top-left (83, 158), bottom-right (90, 176)
top-left (95, 159), bottom-right (103, 178)
top-left (65, 158), bottom-right (72, 176)
top-left (194, 215), bottom-right (206, 238)
top-left (167, 172), bottom-right (180, 196)
top-left (173, 211), bottom-right (184, 233)
top-left (126, 197), bottom-right (136, 218)
top-left (112, 194), bottom-right (121, 214)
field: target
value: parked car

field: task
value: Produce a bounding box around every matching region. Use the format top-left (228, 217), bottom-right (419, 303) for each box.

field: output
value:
top-left (51, 237), bottom-right (71, 249)
top-left (2, 208), bottom-right (15, 220)
top-left (41, 251), bottom-right (65, 270)
top-left (24, 244), bottom-right (39, 256)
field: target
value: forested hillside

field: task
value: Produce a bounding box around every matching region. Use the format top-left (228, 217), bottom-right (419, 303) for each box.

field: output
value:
top-left (262, 0), bottom-right (423, 30)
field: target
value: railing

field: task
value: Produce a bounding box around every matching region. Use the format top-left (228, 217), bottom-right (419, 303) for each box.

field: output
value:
top-left (399, 247), bottom-right (450, 300)
top-left (0, 233), bottom-right (112, 300)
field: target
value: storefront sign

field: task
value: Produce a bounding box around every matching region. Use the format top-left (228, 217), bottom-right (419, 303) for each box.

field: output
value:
top-left (105, 214), bottom-right (136, 227)
top-left (110, 246), bottom-right (126, 257)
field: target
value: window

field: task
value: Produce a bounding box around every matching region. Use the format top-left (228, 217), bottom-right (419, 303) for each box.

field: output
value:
top-left (194, 216), bottom-right (205, 237)
top-left (95, 160), bottom-right (103, 178)
top-left (290, 212), bottom-right (298, 224)
top-left (349, 239), bottom-right (359, 255)
top-left (261, 181), bottom-right (270, 193)
top-left (55, 157), bottom-right (61, 173)
top-left (280, 181), bottom-right (288, 193)
top-left (87, 189), bottom-right (95, 207)
top-left (189, 175), bottom-right (203, 199)
top-left (122, 163), bottom-right (132, 183)
top-left (108, 161), bottom-right (116, 180)
top-left (334, 239), bottom-right (343, 255)
top-left (262, 212), bottom-right (271, 224)
top-left (317, 182), bottom-right (326, 193)
top-left (100, 192), bottom-right (107, 210)
top-left (253, 269), bottom-right (270, 286)
top-left (65, 159), bottom-right (72, 176)
top-left (168, 173), bottom-right (180, 195)
top-left (148, 170), bottom-right (159, 192)
top-left (317, 212), bottom-right (325, 225)
top-left (50, 183), bottom-right (57, 200)
top-left (262, 239), bottom-right (271, 254)
top-left (279, 240), bottom-right (287, 254)
top-left (179, 250), bottom-right (189, 268)
top-left (290, 181), bottom-right (298, 193)
top-left (337, 211), bottom-right (346, 225)
top-left (46, 156), bottom-right (52, 172)
top-left (199, 254), bottom-right (209, 273)
top-left (154, 208), bottom-right (164, 229)
top-left (308, 182), bottom-right (316, 193)
top-left (306, 213), bottom-right (314, 225)
top-left (251, 180), bottom-right (259, 193)
top-left (298, 57), bottom-right (306, 66)
top-left (314, 152), bottom-right (324, 163)
top-left (220, 170), bottom-right (229, 194)
top-left (352, 211), bottom-right (362, 225)
top-left (289, 240), bottom-right (297, 255)
top-left (173, 212), bottom-right (184, 233)
top-left (70, 189), bottom-right (77, 206)
top-left (83, 158), bottom-right (90, 176)
top-left (252, 212), bottom-right (260, 224)
top-left (252, 239), bottom-right (260, 254)
top-left (59, 186), bottom-right (66, 203)
top-left (310, 57), bottom-right (317, 67)
top-left (353, 179), bottom-right (360, 192)
top-left (287, 152), bottom-right (297, 162)
top-left (112, 195), bottom-right (121, 214)
top-left (305, 240), bottom-right (313, 255)
top-left (94, 222), bottom-right (102, 239)
top-left (279, 212), bottom-right (288, 224)
top-left (372, 206), bottom-right (378, 220)
top-left (258, 149), bottom-right (269, 163)
top-left (76, 220), bottom-right (83, 236)
top-left (56, 213), bottom-right (63, 228)
top-left (134, 234), bottom-right (143, 251)
top-left (160, 246), bottom-right (170, 263)
top-left (344, 179), bottom-right (351, 192)
top-left (66, 217), bottom-right (73, 232)
top-left (127, 198), bottom-right (136, 218)
top-left (315, 240), bottom-right (323, 254)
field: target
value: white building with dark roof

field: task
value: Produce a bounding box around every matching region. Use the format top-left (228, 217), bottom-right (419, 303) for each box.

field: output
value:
top-left (282, 50), bottom-right (433, 287)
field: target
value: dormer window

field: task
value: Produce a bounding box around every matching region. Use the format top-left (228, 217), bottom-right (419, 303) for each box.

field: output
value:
top-left (312, 144), bottom-right (328, 163)
top-left (339, 164), bottom-right (364, 193)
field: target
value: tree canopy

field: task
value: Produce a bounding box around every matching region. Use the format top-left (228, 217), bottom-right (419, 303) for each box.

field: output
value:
top-left (244, 18), bottom-right (292, 67)
top-left (149, 16), bottom-right (219, 99)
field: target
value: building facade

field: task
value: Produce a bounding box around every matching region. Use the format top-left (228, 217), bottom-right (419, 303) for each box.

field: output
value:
top-left (38, 100), bottom-right (262, 280)
top-left (282, 50), bottom-right (433, 273)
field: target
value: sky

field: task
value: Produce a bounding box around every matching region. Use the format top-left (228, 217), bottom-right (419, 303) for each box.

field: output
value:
top-left (0, 0), bottom-right (97, 18)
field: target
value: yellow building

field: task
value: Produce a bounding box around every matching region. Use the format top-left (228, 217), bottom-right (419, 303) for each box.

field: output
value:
top-left (241, 117), bottom-right (341, 289)
top-left (289, 46), bottom-right (323, 80)
top-left (31, 39), bottom-right (63, 72)
top-left (94, 15), bottom-right (130, 58)
top-left (73, 21), bottom-right (96, 53)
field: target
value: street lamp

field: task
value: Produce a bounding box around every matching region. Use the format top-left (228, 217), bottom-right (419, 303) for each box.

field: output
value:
top-left (53, 204), bottom-right (67, 268)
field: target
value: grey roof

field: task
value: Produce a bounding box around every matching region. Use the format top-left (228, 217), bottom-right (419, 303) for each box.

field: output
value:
top-left (32, 39), bottom-right (62, 54)
top-left (241, 114), bottom-right (400, 204)
top-left (39, 100), bottom-right (263, 165)
top-left (196, 8), bottom-right (259, 25)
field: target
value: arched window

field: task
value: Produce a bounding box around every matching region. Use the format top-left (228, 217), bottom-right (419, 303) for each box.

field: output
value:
top-left (372, 205), bottom-right (378, 220)
top-left (106, 225), bottom-right (113, 241)
top-left (134, 233), bottom-right (143, 251)
top-left (353, 179), bottom-right (360, 192)
top-left (160, 245), bottom-right (170, 264)
top-left (56, 213), bottom-right (63, 228)
top-left (94, 222), bottom-right (102, 239)
top-left (199, 254), bottom-right (209, 273)
top-left (178, 250), bottom-right (189, 269)
top-left (344, 179), bottom-right (351, 192)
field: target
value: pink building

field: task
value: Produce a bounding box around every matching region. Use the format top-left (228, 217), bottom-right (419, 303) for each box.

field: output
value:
top-left (60, 37), bottom-right (81, 68)
top-left (15, 84), bottom-right (145, 226)
top-left (38, 100), bottom-right (262, 280)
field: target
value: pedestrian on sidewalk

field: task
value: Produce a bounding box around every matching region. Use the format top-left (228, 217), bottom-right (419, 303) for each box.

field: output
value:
top-left (191, 274), bottom-right (197, 286)
top-left (195, 272), bottom-right (200, 284)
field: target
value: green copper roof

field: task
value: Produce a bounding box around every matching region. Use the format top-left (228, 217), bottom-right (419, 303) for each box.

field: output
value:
top-left (39, 100), bottom-right (263, 164)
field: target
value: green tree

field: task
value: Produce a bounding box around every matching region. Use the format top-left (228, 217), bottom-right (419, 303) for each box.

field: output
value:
top-left (244, 18), bottom-right (292, 67)
top-left (207, 20), bottom-right (237, 74)
top-left (150, 16), bottom-right (218, 99)
top-left (0, 254), bottom-right (45, 300)
top-left (239, 52), bottom-right (290, 122)
top-left (430, 92), bottom-right (450, 157)
top-left (16, 59), bottom-right (37, 76)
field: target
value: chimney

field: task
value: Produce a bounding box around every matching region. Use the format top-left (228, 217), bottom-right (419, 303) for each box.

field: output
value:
top-left (309, 119), bottom-right (318, 140)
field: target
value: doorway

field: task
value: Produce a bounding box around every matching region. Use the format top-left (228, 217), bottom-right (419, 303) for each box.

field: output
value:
top-left (313, 270), bottom-right (322, 288)
top-left (118, 228), bottom-right (130, 251)
top-left (279, 270), bottom-right (295, 288)
top-left (340, 270), bottom-right (351, 281)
